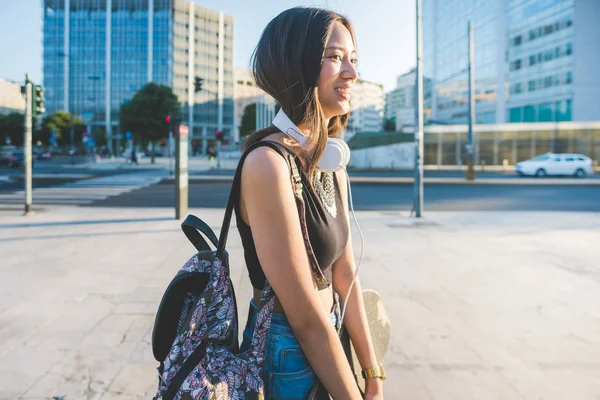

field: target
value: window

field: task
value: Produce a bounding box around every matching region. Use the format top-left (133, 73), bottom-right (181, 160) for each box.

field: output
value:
top-left (566, 43), bottom-right (573, 56)
top-left (529, 55), bottom-right (536, 66)
top-left (513, 35), bottom-right (522, 46)
top-left (555, 47), bottom-right (561, 58)
top-left (513, 82), bottom-right (522, 94)
top-left (524, 105), bottom-right (536, 122)
top-left (544, 24), bottom-right (553, 35)
top-left (544, 76), bottom-right (553, 88)
top-left (529, 29), bottom-right (537, 41)
top-left (544, 50), bottom-right (553, 61)
top-left (509, 107), bottom-right (522, 123)
top-left (553, 156), bottom-right (562, 162)
top-left (532, 154), bottom-right (550, 161)
top-left (565, 157), bottom-right (574, 162)
top-left (511, 59), bottom-right (522, 71)
top-left (528, 80), bottom-right (536, 92)
top-left (566, 71), bottom-right (572, 84)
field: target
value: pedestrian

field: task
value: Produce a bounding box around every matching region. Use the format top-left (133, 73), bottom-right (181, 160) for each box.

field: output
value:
top-left (235, 7), bottom-right (384, 399)
top-left (131, 147), bottom-right (138, 165)
top-left (208, 146), bottom-right (216, 168)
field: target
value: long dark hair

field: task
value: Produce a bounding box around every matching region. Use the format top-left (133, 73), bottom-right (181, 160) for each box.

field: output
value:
top-left (243, 7), bottom-right (356, 178)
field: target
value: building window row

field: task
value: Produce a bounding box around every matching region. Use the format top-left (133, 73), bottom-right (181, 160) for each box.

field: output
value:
top-left (511, 71), bottom-right (572, 95)
top-left (510, 42), bottom-right (572, 71)
top-left (508, 99), bottom-right (572, 123)
top-left (510, 16), bottom-right (573, 47)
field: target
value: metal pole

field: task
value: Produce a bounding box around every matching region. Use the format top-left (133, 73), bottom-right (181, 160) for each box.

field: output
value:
top-left (70, 124), bottom-right (75, 165)
top-left (217, 140), bottom-right (222, 170)
top-left (24, 75), bottom-right (33, 216)
top-left (169, 129), bottom-right (173, 175)
top-left (466, 21), bottom-right (476, 180)
top-left (413, 0), bottom-right (424, 217)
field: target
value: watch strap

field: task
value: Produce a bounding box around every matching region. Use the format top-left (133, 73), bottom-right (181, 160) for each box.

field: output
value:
top-left (361, 364), bottom-right (386, 380)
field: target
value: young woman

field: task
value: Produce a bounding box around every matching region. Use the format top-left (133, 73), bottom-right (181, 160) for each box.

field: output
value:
top-left (235, 7), bottom-right (385, 400)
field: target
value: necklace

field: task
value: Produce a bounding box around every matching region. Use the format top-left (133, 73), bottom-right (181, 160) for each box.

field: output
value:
top-left (312, 171), bottom-right (337, 218)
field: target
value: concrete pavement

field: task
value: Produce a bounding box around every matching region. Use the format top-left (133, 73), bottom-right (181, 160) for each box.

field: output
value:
top-left (1, 206), bottom-right (600, 399)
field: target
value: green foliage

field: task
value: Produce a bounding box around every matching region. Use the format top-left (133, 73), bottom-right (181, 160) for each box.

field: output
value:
top-left (0, 112), bottom-right (25, 146)
top-left (119, 83), bottom-right (180, 162)
top-left (39, 111), bottom-right (85, 145)
top-left (240, 103), bottom-right (256, 138)
top-left (383, 118), bottom-right (396, 132)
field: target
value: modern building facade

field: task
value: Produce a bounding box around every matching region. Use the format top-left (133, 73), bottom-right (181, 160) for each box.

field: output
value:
top-left (0, 78), bottom-right (26, 115)
top-left (423, 0), bottom-right (599, 124)
top-left (346, 79), bottom-right (385, 138)
top-left (43, 0), bottom-right (234, 154)
top-left (384, 69), bottom-right (433, 130)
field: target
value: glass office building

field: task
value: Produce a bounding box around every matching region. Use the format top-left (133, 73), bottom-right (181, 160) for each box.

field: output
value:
top-left (43, 0), bottom-right (234, 154)
top-left (423, 0), bottom-right (599, 124)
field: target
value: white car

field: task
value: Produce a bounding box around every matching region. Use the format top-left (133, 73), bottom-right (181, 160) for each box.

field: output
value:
top-left (515, 153), bottom-right (594, 177)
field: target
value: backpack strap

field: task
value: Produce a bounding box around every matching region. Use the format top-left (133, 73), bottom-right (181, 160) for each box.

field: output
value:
top-left (216, 140), bottom-right (330, 287)
top-left (181, 214), bottom-right (219, 252)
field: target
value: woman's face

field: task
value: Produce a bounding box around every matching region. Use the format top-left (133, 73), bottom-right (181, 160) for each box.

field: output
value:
top-left (317, 21), bottom-right (358, 121)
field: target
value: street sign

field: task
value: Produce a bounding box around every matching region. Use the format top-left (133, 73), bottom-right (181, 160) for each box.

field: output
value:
top-left (175, 124), bottom-right (189, 219)
top-left (82, 112), bottom-right (93, 123)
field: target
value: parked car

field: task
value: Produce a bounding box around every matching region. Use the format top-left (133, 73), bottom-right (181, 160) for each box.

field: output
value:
top-left (8, 150), bottom-right (34, 168)
top-left (515, 152), bottom-right (593, 177)
top-left (0, 146), bottom-right (17, 166)
top-left (36, 150), bottom-right (52, 160)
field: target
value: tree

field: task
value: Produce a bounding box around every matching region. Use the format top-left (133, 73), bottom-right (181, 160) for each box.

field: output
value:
top-left (119, 83), bottom-right (180, 163)
top-left (38, 111), bottom-right (86, 146)
top-left (240, 103), bottom-right (256, 138)
top-left (0, 112), bottom-right (25, 146)
top-left (239, 101), bottom-right (280, 139)
top-left (383, 118), bottom-right (396, 132)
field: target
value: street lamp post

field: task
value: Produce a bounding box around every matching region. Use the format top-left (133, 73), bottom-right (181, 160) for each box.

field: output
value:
top-left (413, 0), bottom-right (424, 217)
top-left (88, 75), bottom-right (102, 161)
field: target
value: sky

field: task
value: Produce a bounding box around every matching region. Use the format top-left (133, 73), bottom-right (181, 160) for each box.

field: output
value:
top-left (0, 0), bottom-right (416, 93)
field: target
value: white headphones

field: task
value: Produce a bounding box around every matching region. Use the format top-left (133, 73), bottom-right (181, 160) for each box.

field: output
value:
top-left (272, 108), bottom-right (351, 173)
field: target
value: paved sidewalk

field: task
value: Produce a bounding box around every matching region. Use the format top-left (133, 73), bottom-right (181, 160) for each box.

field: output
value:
top-left (1, 207), bottom-right (599, 399)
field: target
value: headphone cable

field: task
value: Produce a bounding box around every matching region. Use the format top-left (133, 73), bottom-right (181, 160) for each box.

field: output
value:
top-left (339, 168), bottom-right (365, 330)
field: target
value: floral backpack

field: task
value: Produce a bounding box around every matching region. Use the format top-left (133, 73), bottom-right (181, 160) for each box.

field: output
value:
top-left (151, 141), bottom-right (318, 400)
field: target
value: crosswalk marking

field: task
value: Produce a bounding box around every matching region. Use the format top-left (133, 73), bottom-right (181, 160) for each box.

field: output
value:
top-left (0, 173), bottom-right (162, 206)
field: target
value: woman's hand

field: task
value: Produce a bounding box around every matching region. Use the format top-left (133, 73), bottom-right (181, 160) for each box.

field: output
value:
top-left (364, 378), bottom-right (384, 399)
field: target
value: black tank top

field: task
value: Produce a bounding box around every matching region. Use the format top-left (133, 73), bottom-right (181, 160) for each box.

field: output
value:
top-left (234, 144), bottom-right (349, 290)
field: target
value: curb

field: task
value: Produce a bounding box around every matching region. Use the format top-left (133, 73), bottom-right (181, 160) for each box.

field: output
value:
top-left (8, 174), bottom-right (98, 180)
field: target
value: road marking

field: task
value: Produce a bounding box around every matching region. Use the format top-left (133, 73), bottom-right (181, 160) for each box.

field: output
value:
top-left (0, 173), bottom-right (162, 206)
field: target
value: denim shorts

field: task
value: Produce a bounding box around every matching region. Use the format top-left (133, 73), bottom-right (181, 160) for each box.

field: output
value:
top-left (240, 296), bottom-right (340, 400)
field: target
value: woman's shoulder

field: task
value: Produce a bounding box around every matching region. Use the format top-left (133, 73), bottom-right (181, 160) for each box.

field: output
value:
top-left (241, 141), bottom-right (295, 189)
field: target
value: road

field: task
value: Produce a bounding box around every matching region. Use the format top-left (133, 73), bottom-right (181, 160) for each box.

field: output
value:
top-left (84, 180), bottom-right (598, 212)
top-left (2, 167), bottom-right (599, 211)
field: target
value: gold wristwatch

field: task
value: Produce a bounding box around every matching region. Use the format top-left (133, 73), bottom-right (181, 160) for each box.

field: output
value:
top-left (361, 363), bottom-right (386, 380)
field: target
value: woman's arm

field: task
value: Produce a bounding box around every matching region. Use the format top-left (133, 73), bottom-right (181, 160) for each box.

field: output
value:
top-left (241, 147), bottom-right (362, 400)
top-left (332, 170), bottom-right (384, 397)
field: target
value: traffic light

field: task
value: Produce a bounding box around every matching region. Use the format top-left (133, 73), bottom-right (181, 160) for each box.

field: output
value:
top-left (33, 84), bottom-right (45, 115)
top-left (215, 130), bottom-right (223, 142)
top-left (194, 76), bottom-right (203, 93)
top-left (165, 115), bottom-right (171, 123)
